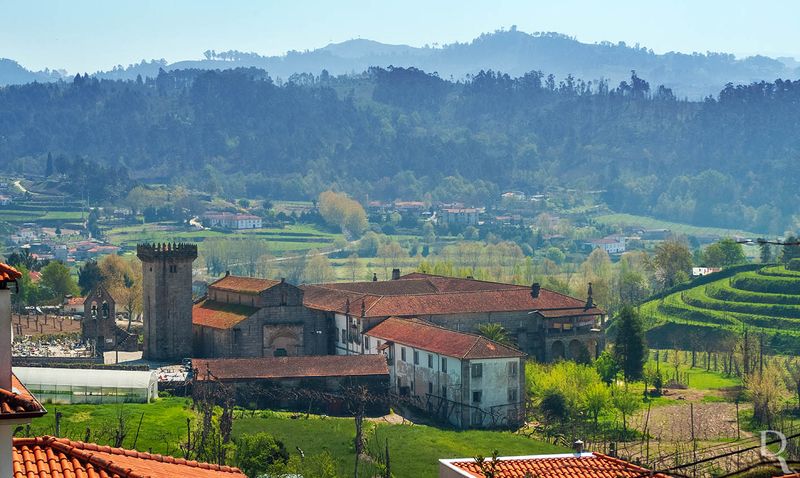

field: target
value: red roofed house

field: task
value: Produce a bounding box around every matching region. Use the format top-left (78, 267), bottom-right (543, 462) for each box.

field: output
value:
top-left (439, 451), bottom-right (670, 478)
top-left (365, 318), bottom-right (526, 428)
top-left (1, 261), bottom-right (245, 478)
top-left (192, 273), bottom-right (329, 358)
top-left (302, 271), bottom-right (605, 363)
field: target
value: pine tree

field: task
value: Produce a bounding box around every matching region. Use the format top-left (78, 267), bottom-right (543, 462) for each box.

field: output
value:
top-left (613, 306), bottom-right (648, 382)
top-left (45, 152), bottom-right (54, 177)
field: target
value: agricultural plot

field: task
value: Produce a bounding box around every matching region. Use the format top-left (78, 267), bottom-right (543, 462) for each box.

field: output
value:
top-left (640, 265), bottom-right (800, 354)
top-left (594, 213), bottom-right (761, 239)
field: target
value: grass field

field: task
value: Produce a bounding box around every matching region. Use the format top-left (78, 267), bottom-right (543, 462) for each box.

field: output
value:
top-left (0, 209), bottom-right (85, 222)
top-left (104, 222), bottom-right (342, 255)
top-left (594, 213), bottom-right (762, 239)
top-left (640, 265), bottom-right (800, 354)
top-left (27, 400), bottom-right (564, 478)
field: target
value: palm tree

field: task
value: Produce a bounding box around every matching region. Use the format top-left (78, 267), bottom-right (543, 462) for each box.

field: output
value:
top-left (477, 323), bottom-right (513, 346)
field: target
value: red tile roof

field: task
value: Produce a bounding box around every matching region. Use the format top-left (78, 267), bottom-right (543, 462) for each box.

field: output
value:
top-left (0, 374), bottom-right (47, 419)
top-left (0, 262), bottom-right (22, 283)
top-left (302, 273), bottom-right (603, 319)
top-left (365, 318), bottom-right (525, 359)
top-left (441, 452), bottom-right (671, 478)
top-left (209, 275), bottom-right (280, 294)
top-left (12, 436), bottom-right (245, 478)
top-left (193, 355), bottom-right (389, 381)
top-left (192, 299), bottom-right (258, 329)
top-left (66, 296), bottom-right (86, 306)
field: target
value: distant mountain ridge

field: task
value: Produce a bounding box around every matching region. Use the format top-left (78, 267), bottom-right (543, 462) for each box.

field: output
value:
top-left (2, 28), bottom-right (798, 97)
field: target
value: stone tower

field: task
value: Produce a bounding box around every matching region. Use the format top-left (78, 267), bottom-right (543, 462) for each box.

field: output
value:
top-left (137, 243), bottom-right (197, 362)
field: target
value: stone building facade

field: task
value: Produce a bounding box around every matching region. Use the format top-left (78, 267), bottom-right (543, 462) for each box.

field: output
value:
top-left (364, 318), bottom-right (526, 429)
top-left (137, 243), bottom-right (197, 361)
top-left (192, 274), bottom-right (329, 358)
top-left (302, 272), bottom-right (605, 363)
top-left (81, 285), bottom-right (137, 356)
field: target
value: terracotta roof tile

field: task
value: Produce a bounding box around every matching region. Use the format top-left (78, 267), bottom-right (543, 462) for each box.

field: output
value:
top-left (12, 436), bottom-right (245, 477)
top-left (192, 299), bottom-right (258, 329)
top-left (442, 452), bottom-right (671, 478)
top-left (0, 374), bottom-right (47, 420)
top-left (209, 275), bottom-right (280, 294)
top-left (366, 318), bottom-right (525, 359)
top-left (193, 355), bottom-right (389, 381)
top-left (302, 273), bottom-right (603, 318)
top-left (0, 261), bottom-right (22, 283)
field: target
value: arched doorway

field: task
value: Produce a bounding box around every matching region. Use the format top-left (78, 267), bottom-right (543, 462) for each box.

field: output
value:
top-left (551, 340), bottom-right (565, 361)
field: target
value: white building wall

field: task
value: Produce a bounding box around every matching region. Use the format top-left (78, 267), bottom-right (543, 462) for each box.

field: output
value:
top-left (468, 357), bottom-right (522, 427)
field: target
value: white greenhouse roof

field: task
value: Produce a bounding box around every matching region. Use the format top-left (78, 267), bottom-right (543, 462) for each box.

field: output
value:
top-left (13, 367), bottom-right (157, 389)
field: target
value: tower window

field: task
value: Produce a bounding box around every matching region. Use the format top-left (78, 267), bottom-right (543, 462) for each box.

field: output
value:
top-left (169, 265), bottom-right (177, 273)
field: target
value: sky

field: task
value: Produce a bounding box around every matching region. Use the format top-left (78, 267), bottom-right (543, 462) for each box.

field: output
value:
top-left (1, 0), bottom-right (798, 74)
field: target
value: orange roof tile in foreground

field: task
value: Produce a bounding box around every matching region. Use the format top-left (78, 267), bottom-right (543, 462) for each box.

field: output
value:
top-left (0, 262), bottom-right (22, 283)
top-left (440, 452), bottom-right (671, 478)
top-left (366, 318), bottom-right (526, 360)
top-left (209, 275), bottom-right (281, 294)
top-left (192, 299), bottom-right (259, 329)
top-left (12, 436), bottom-right (245, 478)
top-left (0, 374), bottom-right (46, 419)
top-left (193, 355), bottom-right (389, 381)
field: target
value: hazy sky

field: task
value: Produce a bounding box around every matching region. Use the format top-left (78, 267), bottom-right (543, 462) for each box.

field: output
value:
top-left (2, 0), bottom-right (797, 73)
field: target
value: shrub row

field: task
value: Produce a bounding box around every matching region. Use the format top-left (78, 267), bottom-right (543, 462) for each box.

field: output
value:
top-left (730, 272), bottom-right (800, 295)
top-left (682, 286), bottom-right (800, 319)
top-left (706, 280), bottom-right (800, 305)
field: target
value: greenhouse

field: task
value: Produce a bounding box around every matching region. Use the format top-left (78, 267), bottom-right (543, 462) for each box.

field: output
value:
top-left (12, 367), bottom-right (158, 404)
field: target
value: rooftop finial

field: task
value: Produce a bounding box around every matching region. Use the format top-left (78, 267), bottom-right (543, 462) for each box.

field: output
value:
top-left (585, 282), bottom-right (594, 309)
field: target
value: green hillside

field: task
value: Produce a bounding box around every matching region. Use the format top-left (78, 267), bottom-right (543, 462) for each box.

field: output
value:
top-left (640, 264), bottom-right (800, 354)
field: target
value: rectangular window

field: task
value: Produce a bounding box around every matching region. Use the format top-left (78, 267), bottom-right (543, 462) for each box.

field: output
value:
top-left (472, 390), bottom-right (482, 403)
top-left (428, 382), bottom-right (433, 395)
top-left (471, 363), bottom-right (483, 378)
top-left (340, 329), bottom-right (346, 344)
top-left (471, 410), bottom-right (483, 426)
top-left (233, 329), bottom-right (241, 345)
top-left (169, 265), bottom-right (177, 273)
top-left (441, 357), bottom-right (447, 372)
top-left (387, 347), bottom-right (394, 361)
top-left (364, 336), bottom-right (370, 349)
top-left (428, 354), bottom-right (433, 368)
top-left (413, 350), bottom-right (419, 365)
top-left (441, 385), bottom-right (447, 399)
top-left (508, 361), bottom-right (518, 377)
top-left (401, 347), bottom-right (406, 362)
top-left (508, 388), bottom-right (518, 402)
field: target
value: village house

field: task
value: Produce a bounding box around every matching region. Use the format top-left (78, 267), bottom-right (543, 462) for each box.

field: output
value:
top-left (364, 318), bottom-right (526, 428)
top-left (302, 272), bottom-right (605, 363)
top-left (192, 274), bottom-right (329, 358)
top-left (585, 235), bottom-right (626, 254)
top-left (61, 295), bottom-right (85, 315)
top-left (203, 211), bottom-right (262, 229)
top-left (0, 195), bottom-right (11, 206)
top-left (438, 207), bottom-right (481, 227)
top-left (692, 266), bottom-right (722, 277)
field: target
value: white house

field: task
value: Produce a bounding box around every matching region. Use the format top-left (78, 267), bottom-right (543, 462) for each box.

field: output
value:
top-left (438, 208), bottom-right (481, 227)
top-left (364, 317), bottom-right (526, 429)
top-left (585, 235), bottom-right (626, 254)
top-left (204, 212), bottom-right (262, 229)
top-left (692, 266), bottom-right (722, 277)
top-left (0, 195), bottom-right (11, 206)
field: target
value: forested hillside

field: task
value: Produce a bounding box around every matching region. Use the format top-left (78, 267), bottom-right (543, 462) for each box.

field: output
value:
top-left (1, 67), bottom-right (799, 232)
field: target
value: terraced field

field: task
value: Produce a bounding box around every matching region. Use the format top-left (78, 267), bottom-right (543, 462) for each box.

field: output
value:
top-left (640, 264), bottom-right (800, 354)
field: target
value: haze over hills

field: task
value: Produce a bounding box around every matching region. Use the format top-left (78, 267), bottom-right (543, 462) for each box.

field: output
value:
top-left (2, 28), bottom-right (798, 98)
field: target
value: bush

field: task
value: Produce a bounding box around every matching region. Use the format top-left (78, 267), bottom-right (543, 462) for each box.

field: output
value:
top-left (789, 259), bottom-right (800, 272)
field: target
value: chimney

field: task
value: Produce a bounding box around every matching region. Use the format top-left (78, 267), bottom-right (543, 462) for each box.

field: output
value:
top-left (573, 439), bottom-right (584, 454)
top-left (391, 268), bottom-right (401, 280)
top-left (531, 282), bottom-right (541, 299)
top-left (225, 270), bottom-right (230, 277)
top-left (372, 273), bottom-right (378, 282)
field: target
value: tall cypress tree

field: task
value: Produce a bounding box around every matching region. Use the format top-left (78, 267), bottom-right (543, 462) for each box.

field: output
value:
top-left (613, 305), bottom-right (648, 382)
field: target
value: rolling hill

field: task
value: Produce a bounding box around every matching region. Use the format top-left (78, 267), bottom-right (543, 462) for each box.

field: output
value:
top-left (640, 264), bottom-right (800, 354)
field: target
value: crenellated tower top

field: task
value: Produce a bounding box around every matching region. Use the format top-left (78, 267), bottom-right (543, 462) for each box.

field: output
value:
top-left (136, 242), bottom-right (198, 261)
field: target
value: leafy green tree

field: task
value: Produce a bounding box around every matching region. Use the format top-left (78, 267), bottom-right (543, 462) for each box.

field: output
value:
top-left (45, 152), bottom-right (54, 177)
top-left (652, 240), bottom-right (692, 289)
top-left (232, 432), bottom-right (289, 478)
top-left (612, 306), bottom-right (647, 382)
top-left (422, 221), bottom-right (436, 245)
top-left (783, 236), bottom-right (800, 264)
top-left (594, 350), bottom-right (620, 385)
top-left (78, 260), bottom-right (103, 295)
top-left (703, 238), bottom-right (746, 268)
top-left (583, 382), bottom-right (611, 426)
top-left (39, 261), bottom-right (79, 302)
top-left (760, 242), bottom-right (772, 264)
top-left (476, 323), bottom-right (512, 346)
top-left (611, 386), bottom-right (641, 438)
